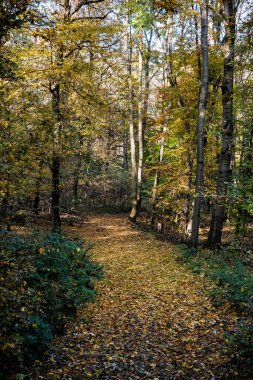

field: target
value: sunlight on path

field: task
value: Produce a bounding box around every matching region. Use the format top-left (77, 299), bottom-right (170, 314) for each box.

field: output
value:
top-left (35, 214), bottom-right (237, 380)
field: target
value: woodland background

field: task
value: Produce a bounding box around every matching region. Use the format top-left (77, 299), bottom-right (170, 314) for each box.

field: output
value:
top-left (0, 0), bottom-right (253, 378)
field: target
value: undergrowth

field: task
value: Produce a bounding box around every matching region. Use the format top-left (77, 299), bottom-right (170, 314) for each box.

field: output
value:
top-left (0, 231), bottom-right (103, 378)
top-left (179, 244), bottom-right (253, 377)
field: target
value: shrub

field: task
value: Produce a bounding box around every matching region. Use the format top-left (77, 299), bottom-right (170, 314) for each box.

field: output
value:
top-left (0, 231), bottom-right (103, 376)
top-left (179, 245), bottom-right (253, 375)
top-left (228, 319), bottom-right (253, 376)
top-left (208, 260), bottom-right (253, 309)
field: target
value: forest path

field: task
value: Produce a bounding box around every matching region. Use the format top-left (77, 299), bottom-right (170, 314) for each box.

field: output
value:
top-left (35, 214), bottom-right (237, 380)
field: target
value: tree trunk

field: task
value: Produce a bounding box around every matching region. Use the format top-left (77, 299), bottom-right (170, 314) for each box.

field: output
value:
top-left (125, 8), bottom-right (137, 218)
top-left (51, 155), bottom-right (61, 232)
top-left (122, 138), bottom-right (128, 169)
top-left (193, 2), bottom-right (201, 82)
top-left (72, 134), bottom-right (84, 210)
top-left (143, 31), bottom-right (152, 133)
top-left (207, 0), bottom-right (236, 248)
top-left (235, 119), bottom-right (253, 235)
top-left (50, 82), bottom-right (62, 233)
top-left (130, 44), bottom-right (143, 221)
top-left (73, 157), bottom-right (82, 210)
top-left (1, 175), bottom-right (10, 231)
top-left (191, 0), bottom-right (209, 248)
top-left (150, 126), bottom-right (166, 225)
top-left (32, 163), bottom-right (43, 217)
top-left (150, 21), bottom-right (169, 225)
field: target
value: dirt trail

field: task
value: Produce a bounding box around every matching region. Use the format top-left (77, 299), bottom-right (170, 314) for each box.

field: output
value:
top-left (35, 214), bottom-right (238, 380)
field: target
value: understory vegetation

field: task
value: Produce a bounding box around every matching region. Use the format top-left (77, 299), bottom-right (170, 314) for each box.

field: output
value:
top-left (180, 245), bottom-right (253, 376)
top-left (0, 231), bottom-right (102, 377)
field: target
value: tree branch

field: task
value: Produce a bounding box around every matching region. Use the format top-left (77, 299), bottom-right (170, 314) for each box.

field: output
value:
top-left (71, 0), bottom-right (106, 17)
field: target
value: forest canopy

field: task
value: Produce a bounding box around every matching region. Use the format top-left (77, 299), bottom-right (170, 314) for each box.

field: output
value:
top-left (0, 0), bottom-right (252, 247)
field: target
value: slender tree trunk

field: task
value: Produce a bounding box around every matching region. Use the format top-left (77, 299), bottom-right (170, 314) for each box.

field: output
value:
top-left (193, 2), bottom-right (201, 82)
top-left (73, 157), bottom-right (82, 210)
top-left (51, 155), bottom-right (61, 232)
top-left (126, 9), bottom-right (137, 218)
top-left (137, 47), bottom-right (144, 207)
top-left (184, 150), bottom-right (194, 236)
top-left (191, 0), bottom-right (209, 248)
top-left (50, 83), bottom-right (62, 233)
top-left (150, 126), bottom-right (166, 224)
top-left (235, 119), bottom-right (253, 235)
top-left (130, 30), bottom-right (152, 221)
top-left (130, 45), bottom-right (143, 221)
top-left (143, 31), bottom-right (152, 133)
top-left (122, 138), bottom-right (128, 169)
top-left (150, 22), bottom-right (169, 225)
top-left (72, 135), bottom-right (84, 210)
top-left (33, 192), bottom-right (40, 216)
top-left (207, 0), bottom-right (236, 248)
top-left (32, 162), bottom-right (43, 217)
top-left (1, 173), bottom-right (10, 231)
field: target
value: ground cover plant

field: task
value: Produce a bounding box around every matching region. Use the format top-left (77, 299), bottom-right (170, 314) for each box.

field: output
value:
top-left (0, 230), bottom-right (102, 377)
top-left (179, 244), bottom-right (253, 377)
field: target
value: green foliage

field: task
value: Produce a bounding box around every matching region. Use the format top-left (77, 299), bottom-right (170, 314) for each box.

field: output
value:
top-left (179, 245), bottom-right (253, 374)
top-left (16, 315), bottom-right (53, 360)
top-left (0, 231), bottom-right (103, 375)
top-left (230, 319), bottom-right (253, 374)
top-left (208, 259), bottom-right (253, 308)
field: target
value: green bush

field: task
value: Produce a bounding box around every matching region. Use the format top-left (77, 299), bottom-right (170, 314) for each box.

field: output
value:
top-left (0, 231), bottom-right (103, 376)
top-left (179, 245), bottom-right (253, 375)
top-left (208, 260), bottom-right (253, 309)
top-left (179, 245), bottom-right (253, 310)
top-left (228, 319), bottom-right (253, 376)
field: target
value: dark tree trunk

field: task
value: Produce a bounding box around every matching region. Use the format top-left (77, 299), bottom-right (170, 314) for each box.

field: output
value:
top-left (33, 165), bottom-right (43, 217)
top-left (207, 0), bottom-right (236, 248)
top-left (235, 121), bottom-right (253, 235)
top-left (122, 139), bottom-right (128, 169)
top-left (51, 155), bottom-right (61, 233)
top-left (191, 0), bottom-right (209, 248)
top-left (73, 156), bottom-right (82, 210)
top-left (33, 192), bottom-right (40, 216)
top-left (1, 173), bottom-right (11, 230)
top-left (193, 2), bottom-right (201, 82)
top-left (50, 82), bottom-right (62, 233)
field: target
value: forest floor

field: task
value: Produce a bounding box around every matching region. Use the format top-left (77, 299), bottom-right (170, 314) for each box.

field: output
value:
top-left (33, 213), bottom-right (240, 380)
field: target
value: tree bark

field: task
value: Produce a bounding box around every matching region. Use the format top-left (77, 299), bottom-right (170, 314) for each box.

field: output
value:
top-left (143, 31), bottom-right (152, 133)
top-left (50, 82), bottom-right (62, 233)
top-left (191, 0), bottom-right (209, 248)
top-left (235, 118), bottom-right (253, 235)
top-left (207, 0), bottom-right (236, 248)
top-left (122, 138), bottom-right (128, 169)
top-left (150, 126), bottom-right (166, 225)
top-left (125, 7), bottom-right (137, 218)
top-left (51, 155), bottom-right (61, 232)
top-left (72, 134), bottom-right (84, 210)
top-left (130, 44), bottom-right (143, 221)
top-left (73, 156), bottom-right (82, 210)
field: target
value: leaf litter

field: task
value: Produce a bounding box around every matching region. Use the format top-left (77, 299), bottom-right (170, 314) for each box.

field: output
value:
top-left (33, 214), bottom-right (239, 379)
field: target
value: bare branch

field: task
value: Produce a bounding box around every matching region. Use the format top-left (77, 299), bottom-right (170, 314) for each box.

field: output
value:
top-left (71, 0), bottom-right (106, 17)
